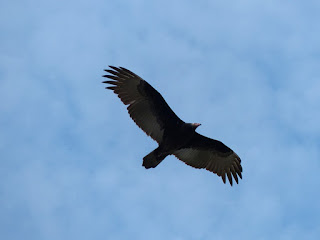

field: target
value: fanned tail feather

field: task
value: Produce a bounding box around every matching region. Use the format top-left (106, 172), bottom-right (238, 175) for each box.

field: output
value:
top-left (143, 150), bottom-right (166, 169)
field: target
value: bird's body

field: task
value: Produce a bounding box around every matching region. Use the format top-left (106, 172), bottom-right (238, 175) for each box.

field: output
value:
top-left (103, 66), bottom-right (242, 185)
top-left (143, 122), bottom-right (198, 169)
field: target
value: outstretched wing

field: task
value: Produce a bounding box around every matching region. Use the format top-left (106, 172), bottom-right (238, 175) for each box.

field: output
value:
top-left (103, 66), bottom-right (183, 143)
top-left (173, 133), bottom-right (242, 186)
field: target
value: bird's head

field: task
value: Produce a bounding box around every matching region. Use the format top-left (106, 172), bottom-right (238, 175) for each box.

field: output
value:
top-left (191, 123), bottom-right (201, 130)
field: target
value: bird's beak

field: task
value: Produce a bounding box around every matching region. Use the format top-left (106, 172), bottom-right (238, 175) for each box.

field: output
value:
top-left (193, 123), bottom-right (201, 128)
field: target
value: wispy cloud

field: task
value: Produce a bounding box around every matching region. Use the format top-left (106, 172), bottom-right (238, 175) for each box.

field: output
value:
top-left (1, 0), bottom-right (319, 239)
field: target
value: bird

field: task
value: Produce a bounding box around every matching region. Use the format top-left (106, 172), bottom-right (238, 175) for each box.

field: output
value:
top-left (102, 66), bottom-right (242, 185)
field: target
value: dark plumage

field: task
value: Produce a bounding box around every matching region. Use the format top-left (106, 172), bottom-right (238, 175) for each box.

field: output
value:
top-left (102, 66), bottom-right (242, 185)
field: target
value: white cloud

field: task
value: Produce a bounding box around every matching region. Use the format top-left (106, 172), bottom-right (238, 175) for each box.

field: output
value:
top-left (1, 0), bottom-right (320, 239)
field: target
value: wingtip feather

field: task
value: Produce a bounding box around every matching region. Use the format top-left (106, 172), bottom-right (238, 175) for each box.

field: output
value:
top-left (103, 80), bottom-right (118, 85)
top-left (109, 66), bottom-right (121, 71)
top-left (231, 168), bottom-right (239, 184)
top-left (106, 86), bottom-right (116, 90)
top-left (221, 172), bottom-right (226, 184)
top-left (227, 172), bottom-right (233, 186)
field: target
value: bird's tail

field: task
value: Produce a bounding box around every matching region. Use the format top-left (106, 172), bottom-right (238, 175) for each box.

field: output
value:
top-left (142, 149), bottom-right (167, 169)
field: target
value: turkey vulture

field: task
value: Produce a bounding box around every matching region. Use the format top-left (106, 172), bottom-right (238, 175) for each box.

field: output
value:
top-left (103, 66), bottom-right (242, 185)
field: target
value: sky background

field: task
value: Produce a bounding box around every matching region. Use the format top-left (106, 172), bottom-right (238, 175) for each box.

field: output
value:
top-left (1, 0), bottom-right (320, 239)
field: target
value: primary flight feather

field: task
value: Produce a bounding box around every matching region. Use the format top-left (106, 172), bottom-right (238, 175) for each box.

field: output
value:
top-left (103, 66), bottom-right (242, 185)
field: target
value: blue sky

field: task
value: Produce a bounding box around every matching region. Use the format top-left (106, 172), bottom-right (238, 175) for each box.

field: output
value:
top-left (1, 0), bottom-right (320, 239)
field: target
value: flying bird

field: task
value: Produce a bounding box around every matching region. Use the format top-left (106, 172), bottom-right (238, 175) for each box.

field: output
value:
top-left (103, 66), bottom-right (242, 185)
